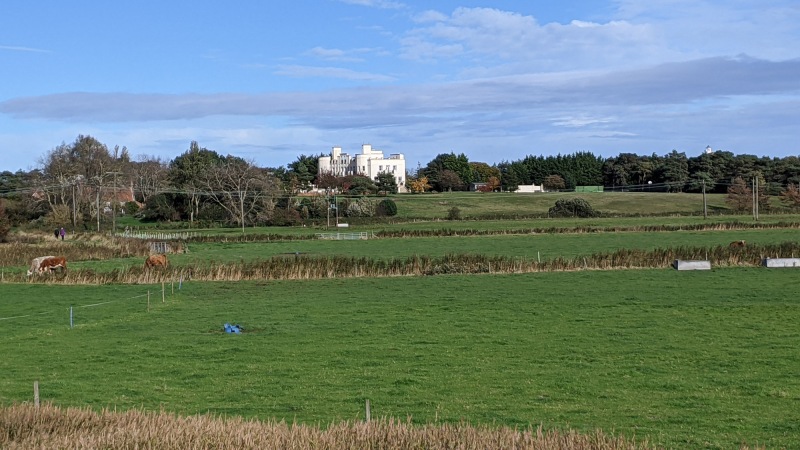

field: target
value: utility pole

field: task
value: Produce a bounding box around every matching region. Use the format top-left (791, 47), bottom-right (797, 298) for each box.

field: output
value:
top-left (71, 181), bottom-right (77, 228)
top-left (702, 179), bottom-right (707, 219)
top-left (106, 171), bottom-right (122, 235)
top-left (755, 176), bottom-right (759, 221)
top-left (96, 177), bottom-right (101, 232)
top-left (112, 171), bottom-right (117, 234)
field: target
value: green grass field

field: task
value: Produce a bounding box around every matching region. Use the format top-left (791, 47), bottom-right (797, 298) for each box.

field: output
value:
top-left (2, 269), bottom-right (799, 449)
top-left (4, 194), bottom-right (800, 448)
top-left (388, 192), bottom-right (733, 219)
top-left (41, 227), bottom-right (798, 274)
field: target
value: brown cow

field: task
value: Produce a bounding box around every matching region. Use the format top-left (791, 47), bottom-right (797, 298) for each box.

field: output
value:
top-left (144, 254), bottom-right (169, 268)
top-left (36, 256), bottom-right (67, 275)
top-left (27, 255), bottom-right (55, 276)
top-left (729, 240), bottom-right (746, 248)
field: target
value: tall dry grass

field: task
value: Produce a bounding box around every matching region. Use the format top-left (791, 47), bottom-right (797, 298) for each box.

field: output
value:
top-left (377, 221), bottom-right (800, 238)
top-left (0, 234), bottom-right (151, 268)
top-left (0, 403), bottom-right (659, 450)
top-left (11, 242), bottom-right (800, 285)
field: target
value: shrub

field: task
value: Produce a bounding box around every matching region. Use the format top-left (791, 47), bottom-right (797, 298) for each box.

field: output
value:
top-left (548, 198), bottom-right (597, 218)
top-left (376, 199), bottom-right (398, 217)
top-left (123, 201), bottom-right (140, 216)
top-left (139, 193), bottom-right (183, 222)
top-left (269, 207), bottom-right (302, 226)
top-left (447, 206), bottom-right (462, 220)
top-left (344, 197), bottom-right (377, 217)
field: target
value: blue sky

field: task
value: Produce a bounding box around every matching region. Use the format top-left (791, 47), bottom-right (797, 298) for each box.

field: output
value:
top-left (1, 0), bottom-right (799, 172)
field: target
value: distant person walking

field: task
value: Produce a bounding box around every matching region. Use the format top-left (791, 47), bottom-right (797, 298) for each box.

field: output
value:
top-left (54, 229), bottom-right (59, 239)
top-left (59, 227), bottom-right (66, 241)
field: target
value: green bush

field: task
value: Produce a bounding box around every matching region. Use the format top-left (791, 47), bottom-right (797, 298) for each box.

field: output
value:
top-left (548, 198), bottom-right (597, 218)
top-left (123, 201), bottom-right (140, 216)
top-left (376, 199), bottom-right (398, 217)
top-left (447, 206), bottom-right (462, 220)
top-left (269, 207), bottom-right (302, 226)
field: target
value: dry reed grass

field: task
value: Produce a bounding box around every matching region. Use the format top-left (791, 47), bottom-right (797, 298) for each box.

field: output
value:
top-left (376, 221), bottom-right (800, 238)
top-left (0, 403), bottom-right (660, 450)
top-left (90, 220), bottom-right (800, 245)
top-left (9, 242), bottom-right (800, 285)
top-left (0, 235), bottom-right (151, 268)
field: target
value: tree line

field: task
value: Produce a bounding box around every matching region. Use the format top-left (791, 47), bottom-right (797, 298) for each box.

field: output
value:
top-left (0, 136), bottom-right (402, 232)
top-left (406, 149), bottom-right (800, 197)
top-left (1, 135), bottom-right (800, 235)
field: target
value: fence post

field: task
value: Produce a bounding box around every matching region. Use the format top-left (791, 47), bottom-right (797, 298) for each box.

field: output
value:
top-left (365, 399), bottom-right (371, 423)
top-left (70, 306), bottom-right (73, 329)
top-left (162, 282), bottom-right (165, 303)
top-left (147, 291), bottom-right (151, 312)
top-left (34, 381), bottom-right (39, 407)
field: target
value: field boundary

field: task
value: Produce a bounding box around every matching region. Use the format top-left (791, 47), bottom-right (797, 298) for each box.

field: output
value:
top-left (0, 282), bottom-right (180, 324)
top-left (315, 231), bottom-right (376, 240)
top-left (120, 230), bottom-right (198, 240)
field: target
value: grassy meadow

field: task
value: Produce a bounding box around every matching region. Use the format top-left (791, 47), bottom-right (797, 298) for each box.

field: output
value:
top-left (4, 226), bottom-right (795, 276)
top-left (3, 192), bottom-right (800, 448)
top-left (388, 192), bottom-right (732, 219)
top-left (2, 269), bottom-right (799, 449)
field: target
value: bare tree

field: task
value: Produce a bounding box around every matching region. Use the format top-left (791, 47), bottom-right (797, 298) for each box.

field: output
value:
top-left (199, 157), bottom-right (279, 232)
top-left (132, 155), bottom-right (168, 204)
top-left (38, 135), bottom-right (115, 227)
top-left (38, 143), bottom-right (74, 213)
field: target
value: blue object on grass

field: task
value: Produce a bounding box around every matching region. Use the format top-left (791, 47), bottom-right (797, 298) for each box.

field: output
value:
top-left (223, 323), bottom-right (242, 334)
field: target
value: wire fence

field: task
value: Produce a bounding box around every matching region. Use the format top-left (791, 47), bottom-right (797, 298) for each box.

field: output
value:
top-left (119, 229), bottom-right (198, 240)
top-left (315, 231), bottom-right (376, 240)
top-left (0, 280), bottom-right (183, 327)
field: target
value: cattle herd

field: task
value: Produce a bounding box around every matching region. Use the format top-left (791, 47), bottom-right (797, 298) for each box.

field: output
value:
top-left (28, 241), bottom-right (745, 277)
top-left (26, 254), bottom-right (169, 276)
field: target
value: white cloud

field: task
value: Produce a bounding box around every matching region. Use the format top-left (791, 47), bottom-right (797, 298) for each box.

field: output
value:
top-left (305, 46), bottom-right (377, 62)
top-left (274, 65), bottom-right (396, 82)
top-left (412, 10), bottom-right (448, 23)
top-left (2, 56), bottom-right (798, 124)
top-left (338, 0), bottom-right (405, 10)
top-left (399, 7), bottom-right (662, 71)
top-left (612, 0), bottom-right (800, 60)
top-left (0, 45), bottom-right (49, 53)
top-left (551, 115), bottom-right (615, 128)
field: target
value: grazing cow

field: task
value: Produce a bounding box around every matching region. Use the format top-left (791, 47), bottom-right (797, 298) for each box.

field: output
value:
top-left (30, 256), bottom-right (67, 275)
top-left (27, 255), bottom-right (54, 276)
top-left (144, 254), bottom-right (169, 268)
top-left (729, 240), bottom-right (746, 248)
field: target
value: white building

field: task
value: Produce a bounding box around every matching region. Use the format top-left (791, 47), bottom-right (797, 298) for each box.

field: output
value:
top-left (318, 144), bottom-right (406, 190)
top-left (516, 184), bottom-right (544, 193)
